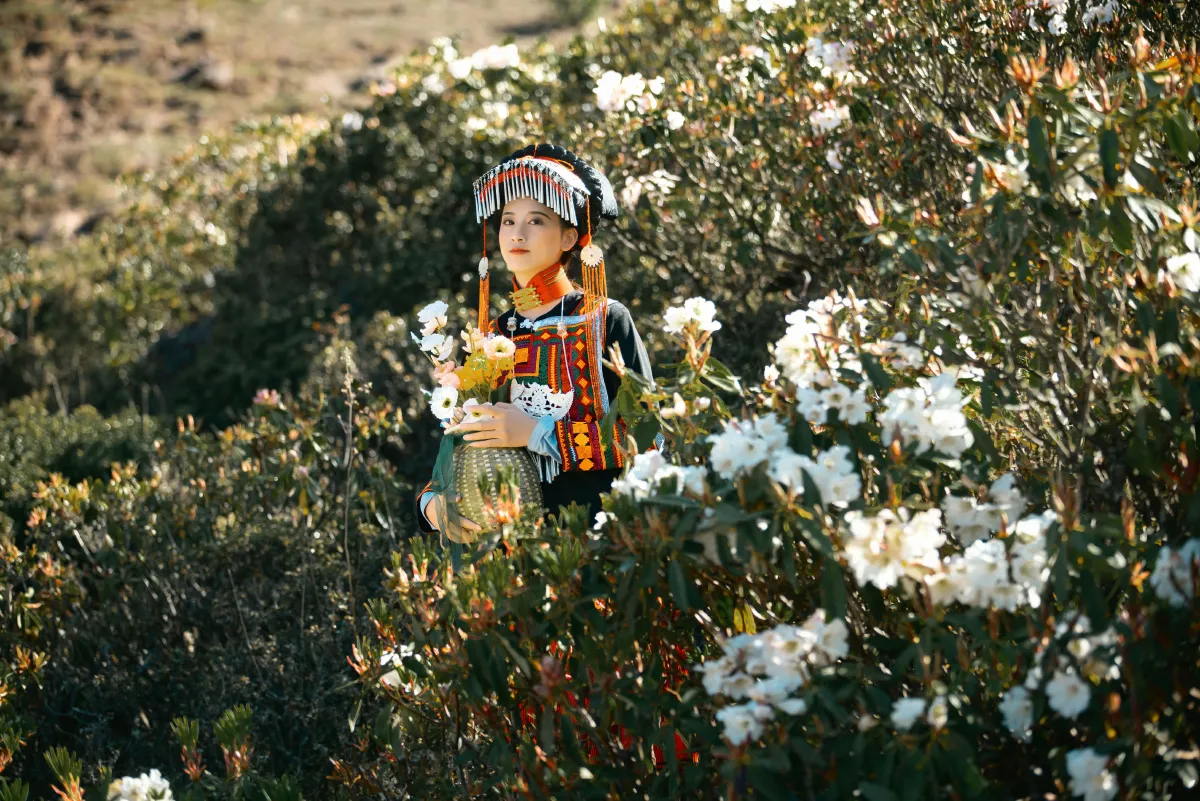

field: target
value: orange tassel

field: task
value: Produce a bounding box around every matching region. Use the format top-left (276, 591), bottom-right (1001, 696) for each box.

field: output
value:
top-left (478, 225), bottom-right (490, 330)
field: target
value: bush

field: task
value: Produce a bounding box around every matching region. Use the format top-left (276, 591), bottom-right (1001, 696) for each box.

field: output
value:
top-left (3, 328), bottom-right (411, 797)
top-left (4, 0), bottom-right (1200, 798)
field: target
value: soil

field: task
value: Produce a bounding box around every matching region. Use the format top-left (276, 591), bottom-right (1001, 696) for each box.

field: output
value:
top-left (0, 0), bottom-right (604, 244)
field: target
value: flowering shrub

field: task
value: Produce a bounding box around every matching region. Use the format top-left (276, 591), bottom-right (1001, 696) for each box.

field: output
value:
top-left (3, 0), bottom-right (1200, 798)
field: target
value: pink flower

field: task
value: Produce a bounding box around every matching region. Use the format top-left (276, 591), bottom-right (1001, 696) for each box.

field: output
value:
top-left (438, 371), bottom-right (461, 389)
top-left (253, 388), bottom-right (282, 407)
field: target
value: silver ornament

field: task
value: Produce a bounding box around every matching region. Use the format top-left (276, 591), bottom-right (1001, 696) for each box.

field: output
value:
top-left (580, 244), bottom-right (604, 267)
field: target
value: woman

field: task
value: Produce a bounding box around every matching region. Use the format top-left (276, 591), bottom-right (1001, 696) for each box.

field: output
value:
top-left (415, 143), bottom-right (654, 538)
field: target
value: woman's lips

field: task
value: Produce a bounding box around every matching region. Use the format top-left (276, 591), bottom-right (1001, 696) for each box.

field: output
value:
top-left (509, 248), bottom-right (529, 254)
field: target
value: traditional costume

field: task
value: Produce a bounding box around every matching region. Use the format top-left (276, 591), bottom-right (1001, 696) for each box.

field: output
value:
top-left (415, 143), bottom-right (653, 532)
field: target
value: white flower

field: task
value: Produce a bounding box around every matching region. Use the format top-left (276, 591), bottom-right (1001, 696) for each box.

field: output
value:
top-left (806, 37), bottom-right (857, 80)
top-left (663, 297), bottom-right (722, 334)
top-left (1082, 1), bottom-right (1119, 26)
top-left (745, 0), bottom-right (796, 11)
top-left (470, 43), bottom-right (520, 71)
top-left (430, 386), bottom-right (458, 420)
top-left (593, 511), bottom-right (610, 530)
top-left (448, 57), bottom-right (473, 80)
top-left (1066, 747), bottom-right (1118, 801)
top-left (1165, 252), bottom-right (1200, 293)
top-left (1046, 670), bottom-right (1091, 719)
top-left (483, 335), bottom-right (516, 360)
top-left (1047, 14), bottom-right (1068, 36)
top-left (842, 508), bottom-right (944, 590)
top-left (420, 332), bottom-right (452, 355)
top-left (341, 111), bottom-right (364, 132)
top-left (825, 144), bottom-right (844, 171)
top-left (998, 686), bottom-right (1034, 741)
top-left (594, 70), bottom-right (656, 113)
top-left (1148, 539), bottom-right (1200, 606)
top-left (715, 702), bottom-right (773, 745)
top-left (809, 101), bottom-right (851, 134)
top-left (666, 110), bottom-right (686, 130)
top-left (890, 697), bottom-right (927, 731)
top-left (418, 300), bottom-right (449, 325)
top-left (107, 769), bottom-right (173, 801)
top-left (777, 697), bottom-right (808, 715)
top-left (880, 373), bottom-right (974, 457)
top-left (763, 364), bottom-right (781, 384)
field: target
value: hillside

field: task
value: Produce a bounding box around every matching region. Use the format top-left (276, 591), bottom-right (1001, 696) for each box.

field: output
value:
top-left (0, 0), bottom-right (594, 244)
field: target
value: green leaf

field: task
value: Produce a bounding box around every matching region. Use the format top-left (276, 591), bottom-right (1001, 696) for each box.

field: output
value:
top-left (820, 560), bottom-right (848, 619)
top-left (859, 352), bottom-right (892, 393)
top-left (860, 782), bottom-right (900, 801)
top-left (1165, 113), bottom-right (1198, 161)
top-left (981, 373), bottom-right (996, 419)
top-left (1108, 202), bottom-right (1133, 252)
top-left (1027, 116), bottom-right (1050, 184)
top-left (1128, 159), bottom-right (1166, 195)
top-left (634, 416), bottom-right (660, 451)
top-left (1100, 127), bottom-right (1121, 188)
top-left (668, 559), bottom-right (692, 611)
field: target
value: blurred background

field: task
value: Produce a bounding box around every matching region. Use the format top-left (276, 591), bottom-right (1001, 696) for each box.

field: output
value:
top-left (0, 0), bottom-right (602, 245)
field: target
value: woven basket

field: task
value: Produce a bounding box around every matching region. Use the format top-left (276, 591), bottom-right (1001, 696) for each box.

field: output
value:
top-left (447, 443), bottom-right (543, 542)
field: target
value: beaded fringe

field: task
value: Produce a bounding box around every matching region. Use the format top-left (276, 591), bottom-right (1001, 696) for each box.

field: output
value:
top-left (533, 451), bottom-right (562, 484)
top-left (473, 160), bottom-right (589, 225)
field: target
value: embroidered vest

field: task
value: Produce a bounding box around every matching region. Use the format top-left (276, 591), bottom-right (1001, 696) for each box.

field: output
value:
top-left (504, 298), bottom-right (627, 473)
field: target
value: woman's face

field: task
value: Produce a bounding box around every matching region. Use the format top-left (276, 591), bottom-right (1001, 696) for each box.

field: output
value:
top-left (500, 197), bottom-right (579, 279)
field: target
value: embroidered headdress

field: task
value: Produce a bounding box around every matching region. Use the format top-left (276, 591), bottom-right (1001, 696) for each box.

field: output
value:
top-left (472, 143), bottom-right (619, 328)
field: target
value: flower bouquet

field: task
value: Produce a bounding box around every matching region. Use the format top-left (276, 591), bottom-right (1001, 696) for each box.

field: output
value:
top-left (415, 300), bottom-right (543, 541)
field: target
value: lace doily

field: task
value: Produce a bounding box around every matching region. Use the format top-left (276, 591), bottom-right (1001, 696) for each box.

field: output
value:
top-left (511, 381), bottom-right (574, 421)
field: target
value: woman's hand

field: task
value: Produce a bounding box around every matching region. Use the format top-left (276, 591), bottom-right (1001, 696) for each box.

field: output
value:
top-left (426, 494), bottom-right (481, 539)
top-left (447, 402), bottom-right (538, 449)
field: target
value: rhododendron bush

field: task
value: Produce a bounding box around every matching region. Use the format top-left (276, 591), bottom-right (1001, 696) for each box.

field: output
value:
top-left (4, 0), bottom-right (1200, 798)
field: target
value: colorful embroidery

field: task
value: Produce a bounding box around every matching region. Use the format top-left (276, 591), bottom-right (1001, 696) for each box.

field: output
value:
top-left (504, 298), bottom-right (625, 472)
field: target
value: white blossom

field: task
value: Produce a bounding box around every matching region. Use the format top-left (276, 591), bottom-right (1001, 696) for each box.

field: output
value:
top-left (879, 372), bottom-right (974, 457)
top-left (1046, 669), bottom-right (1091, 719)
top-left (998, 686), bottom-right (1034, 741)
top-left (1165, 253), bottom-right (1200, 293)
top-left (890, 697), bottom-right (927, 731)
top-left (418, 300), bottom-right (449, 326)
top-left (1066, 747), bottom-right (1118, 801)
top-left (715, 702), bottom-right (774, 745)
top-left (594, 70), bottom-right (661, 113)
top-left (107, 769), bottom-right (173, 801)
top-left (825, 144), bottom-right (844, 171)
top-left (805, 37), bottom-right (857, 80)
top-left (470, 43), bottom-right (520, 71)
top-left (1081, 1), bottom-right (1119, 26)
top-left (1148, 539), bottom-right (1199, 607)
top-left (699, 613), bottom-right (849, 742)
top-left (666, 110), bottom-right (686, 130)
top-left (663, 297), bottom-right (721, 334)
top-left (809, 101), bottom-right (851, 134)
top-left (842, 508), bottom-right (944, 590)
top-left (430, 386), bottom-right (458, 420)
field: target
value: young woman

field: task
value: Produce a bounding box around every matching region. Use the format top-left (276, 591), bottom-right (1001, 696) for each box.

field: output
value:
top-left (415, 142), bottom-right (653, 538)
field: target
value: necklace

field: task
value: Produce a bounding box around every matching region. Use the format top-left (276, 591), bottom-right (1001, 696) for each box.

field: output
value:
top-left (510, 262), bottom-right (574, 314)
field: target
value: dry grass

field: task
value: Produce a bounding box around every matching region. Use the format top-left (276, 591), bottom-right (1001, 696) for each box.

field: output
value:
top-left (1, 0), bottom-right (605, 244)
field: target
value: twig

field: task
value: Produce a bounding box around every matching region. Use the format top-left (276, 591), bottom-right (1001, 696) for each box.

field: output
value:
top-left (226, 566), bottom-right (266, 685)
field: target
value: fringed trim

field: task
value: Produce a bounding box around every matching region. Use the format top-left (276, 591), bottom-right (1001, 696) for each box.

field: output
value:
top-left (532, 451), bottom-right (562, 485)
top-left (473, 158), bottom-right (590, 224)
